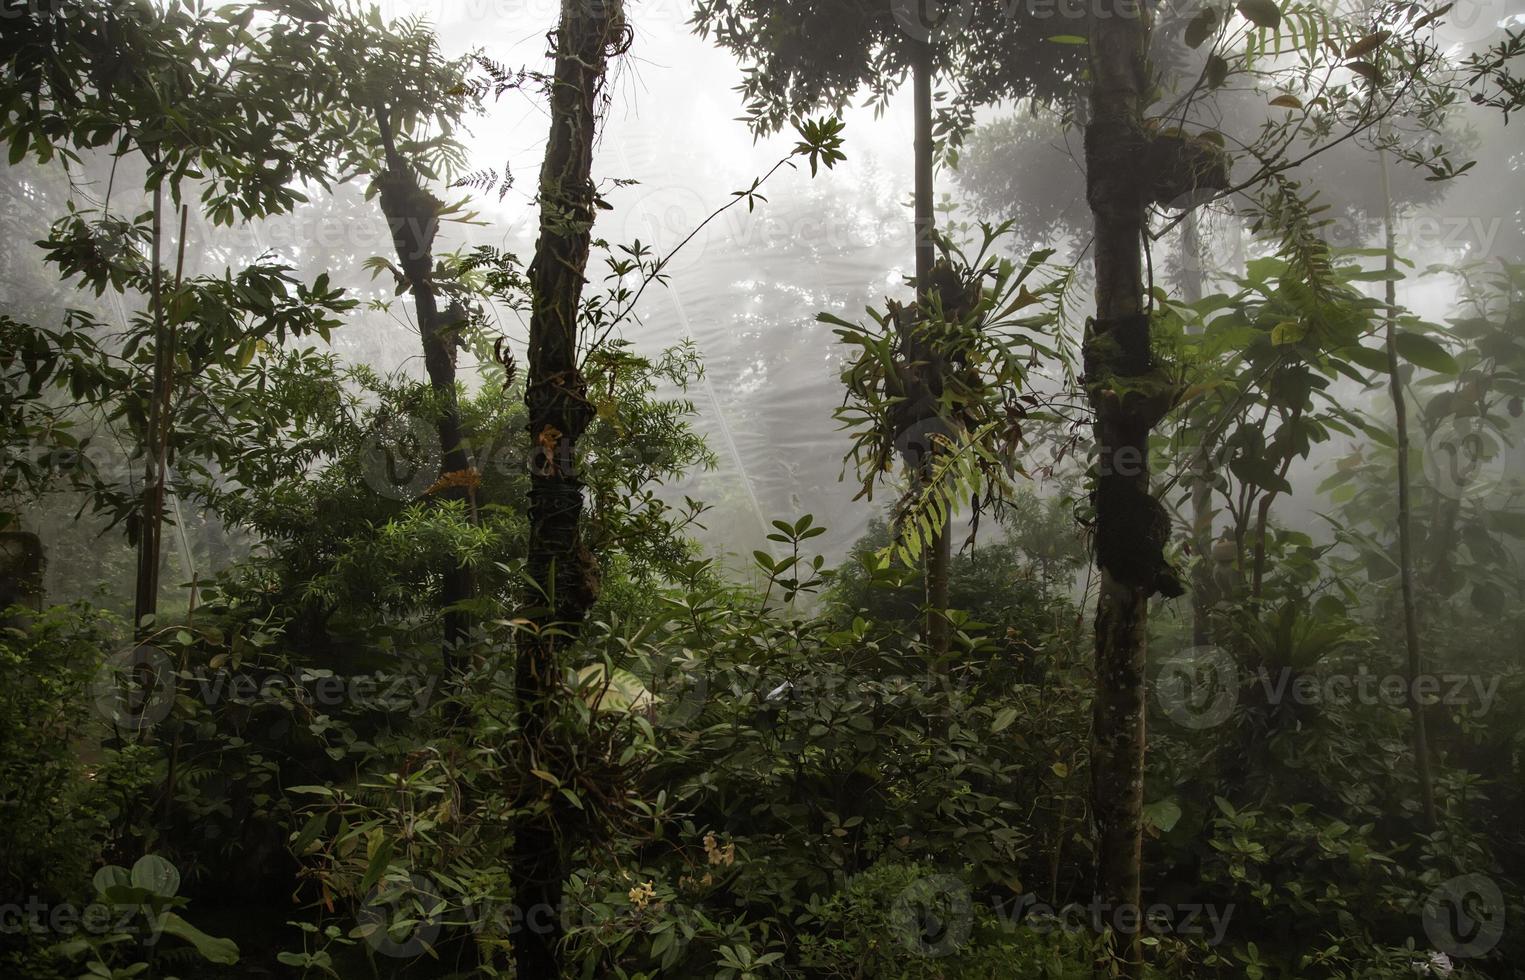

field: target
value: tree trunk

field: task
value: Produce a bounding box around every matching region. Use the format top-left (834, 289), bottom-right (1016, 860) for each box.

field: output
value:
top-left (911, 40), bottom-right (951, 660)
top-left (1379, 147), bottom-right (1437, 832)
top-left (133, 183), bottom-right (167, 635)
top-left (515, 2), bottom-right (624, 975)
top-left (1180, 212), bottom-right (1216, 647)
top-left (373, 105), bottom-right (477, 675)
top-left (1083, 3), bottom-right (1163, 975)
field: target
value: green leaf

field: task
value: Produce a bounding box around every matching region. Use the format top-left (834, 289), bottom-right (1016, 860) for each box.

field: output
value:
top-left (1471, 581), bottom-right (1506, 616)
top-left (1394, 332), bottom-right (1458, 374)
top-left (290, 810), bottom-right (328, 856)
top-left (1144, 799), bottom-right (1183, 833)
top-left (1237, 0), bottom-right (1282, 28)
top-left (1046, 34), bottom-right (1088, 45)
top-left (991, 706), bottom-right (1018, 733)
top-left (131, 855), bottom-right (180, 898)
top-left (1185, 8), bottom-right (1219, 48)
top-left (360, 838), bottom-right (393, 894)
top-left (1206, 54), bottom-right (1230, 88)
top-left (1270, 320), bottom-right (1306, 345)
top-left (157, 911), bottom-right (240, 965)
top-left (92, 865), bottom-right (130, 898)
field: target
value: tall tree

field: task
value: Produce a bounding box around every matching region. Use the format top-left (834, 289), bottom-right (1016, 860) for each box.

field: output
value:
top-left (371, 103), bottom-right (478, 675)
top-left (1, 1), bottom-right (361, 632)
top-left (300, 1), bottom-right (489, 676)
top-left (1378, 143), bottom-right (1438, 830)
top-left (1081, 0), bottom-right (1176, 972)
top-left (515, 1), bottom-right (628, 974)
top-left (693, 0), bottom-right (1081, 656)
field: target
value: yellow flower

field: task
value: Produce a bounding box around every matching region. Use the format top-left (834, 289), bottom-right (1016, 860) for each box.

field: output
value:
top-left (627, 880), bottom-right (656, 910)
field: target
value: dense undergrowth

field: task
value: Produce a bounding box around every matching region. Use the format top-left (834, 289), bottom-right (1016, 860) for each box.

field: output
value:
top-left (2, 356), bottom-right (1521, 978)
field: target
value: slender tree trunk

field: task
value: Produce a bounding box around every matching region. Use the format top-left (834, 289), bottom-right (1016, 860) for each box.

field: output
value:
top-left (1083, 3), bottom-right (1161, 975)
top-left (1379, 147), bottom-right (1438, 832)
top-left (134, 183), bottom-right (167, 635)
top-left (515, 2), bottom-right (624, 975)
top-left (373, 105), bottom-right (477, 675)
top-left (1180, 213), bottom-right (1217, 647)
top-left (1249, 405), bottom-right (1301, 602)
top-left (911, 41), bottom-right (951, 659)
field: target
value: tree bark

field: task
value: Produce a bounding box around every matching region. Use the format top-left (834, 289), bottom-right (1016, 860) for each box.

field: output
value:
top-left (515, 2), bottom-right (624, 975)
top-left (912, 40), bottom-right (951, 660)
top-left (1180, 212), bottom-right (1217, 647)
top-left (1083, 3), bottom-right (1161, 975)
top-left (133, 183), bottom-right (166, 635)
top-left (1379, 147), bottom-right (1437, 832)
top-left (373, 104), bottom-right (477, 676)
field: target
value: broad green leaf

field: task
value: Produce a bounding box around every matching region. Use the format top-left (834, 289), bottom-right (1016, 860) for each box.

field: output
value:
top-left (131, 855), bottom-right (180, 898)
top-left (1237, 0), bottom-right (1282, 28)
top-left (1143, 799), bottom-right (1183, 833)
top-left (158, 911), bottom-right (240, 965)
top-left (1394, 332), bottom-right (1458, 374)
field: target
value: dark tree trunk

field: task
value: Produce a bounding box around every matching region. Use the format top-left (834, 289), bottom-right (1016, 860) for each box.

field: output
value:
top-left (514, 2), bottom-right (624, 975)
top-left (134, 184), bottom-right (167, 635)
top-left (373, 105), bottom-right (477, 675)
top-left (1083, 4), bottom-right (1171, 976)
top-left (1379, 148), bottom-right (1437, 831)
top-left (911, 40), bottom-right (951, 660)
top-left (1180, 213), bottom-right (1217, 647)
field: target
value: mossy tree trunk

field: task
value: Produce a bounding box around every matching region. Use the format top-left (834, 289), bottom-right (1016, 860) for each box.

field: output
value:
top-left (514, 1), bottom-right (624, 975)
top-left (1083, 3), bottom-right (1165, 975)
top-left (133, 183), bottom-right (167, 635)
top-left (911, 39), bottom-right (951, 660)
top-left (372, 104), bottom-right (478, 677)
